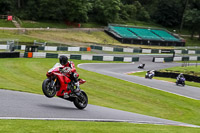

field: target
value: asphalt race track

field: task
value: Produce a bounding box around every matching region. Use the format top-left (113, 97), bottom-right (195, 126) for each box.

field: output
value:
top-left (0, 55), bottom-right (200, 127)
top-left (79, 55), bottom-right (200, 100)
top-left (0, 89), bottom-right (198, 127)
top-left (78, 62), bottom-right (200, 100)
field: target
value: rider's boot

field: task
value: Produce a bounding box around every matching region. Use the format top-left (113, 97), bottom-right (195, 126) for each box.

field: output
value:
top-left (74, 82), bottom-right (80, 95)
top-left (63, 92), bottom-right (69, 98)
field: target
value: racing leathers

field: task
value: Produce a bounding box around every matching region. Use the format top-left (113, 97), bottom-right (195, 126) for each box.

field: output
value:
top-left (61, 61), bottom-right (80, 93)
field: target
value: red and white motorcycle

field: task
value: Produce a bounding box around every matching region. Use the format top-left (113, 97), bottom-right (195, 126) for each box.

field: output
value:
top-left (42, 63), bottom-right (88, 109)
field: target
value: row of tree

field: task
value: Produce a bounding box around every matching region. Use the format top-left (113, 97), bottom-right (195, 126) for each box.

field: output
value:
top-left (0, 0), bottom-right (199, 39)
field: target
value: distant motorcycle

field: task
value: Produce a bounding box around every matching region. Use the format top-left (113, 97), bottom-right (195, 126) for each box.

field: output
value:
top-left (145, 70), bottom-right (154, 79)
top-left (138, 63), bottom-right (145, 69)
top-left (176, 77), bottom-right (185, 86)
top-left (42, 63), bottom-right (88, 109)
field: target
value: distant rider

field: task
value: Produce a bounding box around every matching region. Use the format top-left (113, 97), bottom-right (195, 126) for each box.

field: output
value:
top-left (148, 70), bottom-right (155, 77)
top-left (59, 55), bottom-right (80, 94)
top-left (177, 73), bottom-right (184, 81)
top-left (138, 63), bottom-right (145, 69)
top-left (146, 70), bottom-right (155, 79)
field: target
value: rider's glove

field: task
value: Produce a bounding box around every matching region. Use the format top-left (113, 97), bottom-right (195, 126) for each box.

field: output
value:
top-left (63, 67), bottom-right (72, 74)
top-left (59, 68), bottom-right (64, 73)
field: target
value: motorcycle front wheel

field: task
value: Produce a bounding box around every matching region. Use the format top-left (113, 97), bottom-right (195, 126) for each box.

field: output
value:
top-left (74, 90), bottom-right (88, 109)
top-left (42, 78), bottom-right (56, 98)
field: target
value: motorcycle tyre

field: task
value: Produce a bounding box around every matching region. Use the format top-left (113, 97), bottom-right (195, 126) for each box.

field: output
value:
top-left (42, 78), bottom-right (56, 98)
top-left (182, 82), bottom-right (185, 86)
top-left (74, 91), bottom-right (88, 110)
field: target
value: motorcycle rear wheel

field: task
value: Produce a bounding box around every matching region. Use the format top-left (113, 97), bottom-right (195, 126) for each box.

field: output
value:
top-left (42, 78), bottom-right (56, 98)
top-left (73, 91), bottom-right (88, 109)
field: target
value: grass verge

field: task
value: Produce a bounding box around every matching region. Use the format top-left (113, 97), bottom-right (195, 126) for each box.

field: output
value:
top-left (0, 19), bottom-right (15, 27)
top-left (0, 28), bottom-right (199, 48)
top-left (162, 65), bottom-right (200, 76)
top-left (0, 58), bottom-right (200, 126)
top-left (21, 20), bottom-right (68, 28)
top-left (0, 30), bottom-right (45, 43)
top-left (1, 120), bottom-right (200, 133)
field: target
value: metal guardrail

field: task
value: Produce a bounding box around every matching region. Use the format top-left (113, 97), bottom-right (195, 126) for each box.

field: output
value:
top-left (175, 46), bottom-right (200, 49)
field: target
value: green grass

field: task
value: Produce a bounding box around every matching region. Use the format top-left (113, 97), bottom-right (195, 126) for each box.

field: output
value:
top-left (124, 20), bottom-right (165, 29)
top-left (162, 65), bottom-right (200, 76)
top-left (81, 22), bottom-right (105, 28)
top-left (183, 37), bottom-right (200, 47)
top-left (0, 58), bottom-right (200, 126)
top-left (0, 19), bottom-right (199, 47)
top-left (21, 20), bottom-right (104, 28)
top-left (40, 50), bottom-right (97, 54)
top-left (1, 120), bottom-right (200, 133)
top-left (26, 30), bottom-right (119, 45)
top-left (21, 20), bottom-right (69, 28)
top-left (0, 19), bottom-right (15, 27)
top-left (0, 30), bottom-right (45, 43)
top-left (0, 28), bottom-right (199, 48)
top-left (25, 30), bottom-right (176, 49)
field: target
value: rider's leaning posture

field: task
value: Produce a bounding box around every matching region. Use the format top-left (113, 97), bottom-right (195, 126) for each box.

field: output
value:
top-left (177, 73), bottom-right (184, 81)
top-left (59, 55), bottom-right (80, 96)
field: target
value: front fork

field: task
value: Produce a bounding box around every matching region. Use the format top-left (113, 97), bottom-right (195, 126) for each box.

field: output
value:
top-left (50, 78), bottom-right (57, 89)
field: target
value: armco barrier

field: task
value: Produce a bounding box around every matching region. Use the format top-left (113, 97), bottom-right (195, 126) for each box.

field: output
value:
top-left (182, 57), bottom-right (189, 61)
top-left (80, 47), bottom-right (87, 51)
top-left (70, 55), bottom-right (82, 60)
top-left (14, 45), bottom-right (21, 50)
top-left (155, 71), bottom-right (200, 83)
top-left (0, 45), bottom-right (87, 52)
top-left (3, 44), bottom-right (200, 55)
top-left (132, 57), bottom-right (139, 62)
top-left (153, 56), bottom-right (200, 62)
top-left (93, 56), bottom-right (103, 61)
top-left (123, 48), bottom-right (133, 53)
top-left (90, 45), bottom-right (200, 55)
top-left (151, 49), bottom-right (159, 53)
top-left (133, 48), bottom-right (142, 53)
top-left (46, 53), bottom-right (58, 58)
top-left (81, 55), bottom-right (92, 60)
top-left (114, 47), bottom-right (123, 52)
top-left (90, 45), bottom-right (103, 50)
top-left (153, 58), bottom-right (164, 63)
top-left (114, 57), bottom-right (124, 61)
top-left (23, 52), bottom-right (139, 62)
top-left (164, 57), bottom-right (173, 62)
top-left (38, 46), bottom-right (45, 50)
top-left (0, 52), bottom-right (20, 58)
top-left (57, 46), bottom-right (68, 51)
top-left (103, 56), bottom-right (114, 61)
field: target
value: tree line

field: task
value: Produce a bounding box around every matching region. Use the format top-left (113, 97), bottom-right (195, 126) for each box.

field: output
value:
top-left (0, 0), bottom-right (199, 39)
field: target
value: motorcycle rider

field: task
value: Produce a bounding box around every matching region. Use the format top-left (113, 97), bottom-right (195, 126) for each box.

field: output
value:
top-left (177, 73), bottom-right (184, 82)
top-left (146, 70), bottom-right (155, 79)
top-left (59, 55), bottom-right (80, 95)
top-left (138, 63), bottom-right (145, 69)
